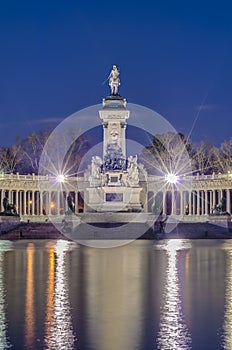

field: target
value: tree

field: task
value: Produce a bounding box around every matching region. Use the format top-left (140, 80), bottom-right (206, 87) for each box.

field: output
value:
top-left (216, 139), bottom-right (232, 173)
top-left (191, 141), bottom-right (217, 174)
top-left (140, 132), bottom-right (193, 176)
top-left (0, 144), bottom-right (22, 173)
top-left (17, 127), bottom-right (52, 174)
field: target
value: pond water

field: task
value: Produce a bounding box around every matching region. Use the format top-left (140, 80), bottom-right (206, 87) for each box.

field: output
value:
top-left (0, 238), bottom-right (231, 349)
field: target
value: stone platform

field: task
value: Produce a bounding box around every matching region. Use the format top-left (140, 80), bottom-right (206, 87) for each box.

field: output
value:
top-left (0, 216), bottom-right (21, 233)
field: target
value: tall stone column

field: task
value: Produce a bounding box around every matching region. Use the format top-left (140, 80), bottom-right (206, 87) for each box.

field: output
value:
top-left (204, 190), bottom-right (208, 215)
top-left (26, 191), bottom-right (29, 215)
top-left (227, 189), bottom-right (231, 213)
top-left (197, 191), bottom-right (200, 215)
top-left (99, 98), bottom-right (129, 160)
top-left (188, 192), bottom-right (192, 215)
top-left (40, 192), bottom-right (43, 215)
top-left (48, 192), bottom-right (51, 216)
top-left (57, 191), bottom-right (60, 215)
top-left (19, 191), bottom-right (23, 216)
top-left (121, 123), bottom-right (127, 158)
top-left (32, 191), bottom-right (35, 215)
top-left (200, 191), bottom-right (204, 215)
top-left (171, 191), bottom-right (175, 215)
top-left (209, 191), bottom-right (213, 213)
top-left (64, 192), bottom-right (68, 212)
top-left (220, 190), bottom-right (223, 200)
top-left (15, 190), bottom-right (19, 213)
top-left (184, 191), bottom-right (187, 215)
top-left (213, 190), bottom-right (216, 210)
top-left (103, 124), bottom-right (107, 156)
top-left (162, 191), bottom-right (166, 215)
top-left (180, 191), bottom-right (184, 216)
top-left (1, 190), bottom-right (4, 211)
top-left (193, 192), bottom-right (196, 215)
top-left (75, 191), bottom-right (79, 213)
top-left (24, 191), bottom-right (27, 215)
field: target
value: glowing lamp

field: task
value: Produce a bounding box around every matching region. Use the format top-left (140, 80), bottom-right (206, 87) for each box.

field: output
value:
top-left (56, 174), bottom-right (65, 183)
top-left (165, 173), bottom-right (179, 184)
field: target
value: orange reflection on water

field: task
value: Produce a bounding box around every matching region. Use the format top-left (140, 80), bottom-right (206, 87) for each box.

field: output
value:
top-left (185, 251), bottom-right (190, 275)
top-left (24, 243), bottom-right (35, 350)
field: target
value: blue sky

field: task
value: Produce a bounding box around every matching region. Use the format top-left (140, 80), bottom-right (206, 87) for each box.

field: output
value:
top-left (0, 0), bottom-right (231, 146)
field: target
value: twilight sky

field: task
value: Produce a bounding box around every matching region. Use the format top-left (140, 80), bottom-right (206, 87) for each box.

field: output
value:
top-left (0, 0), bottom-right (231, 146)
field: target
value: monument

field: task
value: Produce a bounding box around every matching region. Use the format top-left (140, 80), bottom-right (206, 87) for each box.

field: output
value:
top-left (86, 65), bottom-right (143, 212)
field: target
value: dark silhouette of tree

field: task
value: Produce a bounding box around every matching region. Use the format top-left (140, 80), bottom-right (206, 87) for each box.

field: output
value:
top-left (0, 144), bottom-right (22, 173)
top-left (140, 132), bottom-right (193, 176)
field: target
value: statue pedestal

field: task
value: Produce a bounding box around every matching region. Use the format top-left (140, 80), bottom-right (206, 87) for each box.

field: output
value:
top-left (84, 92), bottom-right (145, 214)
top-left (87, 186), bottom-right (142, 212)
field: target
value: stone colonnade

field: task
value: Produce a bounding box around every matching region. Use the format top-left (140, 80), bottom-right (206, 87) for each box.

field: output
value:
top-left (147, 173), bottom-right (232, 215)
top-left (1, 173), bottom-right (232, 217)
top-left (0, 189), bottom-right (85, 216)
top-left (0, 174), bottom-right (85, 217)
top-left (148, 189), bottom-right (232, 215)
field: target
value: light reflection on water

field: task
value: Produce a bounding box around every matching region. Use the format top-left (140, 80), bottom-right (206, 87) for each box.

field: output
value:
top-left (0, 241), bottom-right (13, 350)
top-left (24, 243), bottom-right (35, 349)
top-left (156, 240), bottom-right (192, 350)
top-left (1, 239), bottom-right (232, 349)
top-left (44, 240), bottom-right (76, 350)
top-left (221, 243), bottom-right (232, 350)
top-left (83, 245), bottom-right (145, 350)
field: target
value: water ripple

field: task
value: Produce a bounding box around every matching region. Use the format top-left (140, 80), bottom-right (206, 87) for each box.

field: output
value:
top-left (221, 244), bottom-right (232, 350)
top-left (0, 241), bottom-right (13, 350)
top-left (156, 240), bottom-right (192, 350)
top-left (44, 241), bottom-right (76, 350)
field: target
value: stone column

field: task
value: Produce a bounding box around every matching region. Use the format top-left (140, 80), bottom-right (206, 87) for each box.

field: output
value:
top-left (204, 190), bottom-right (208, 215)
top-left (48, 192), bottom-right (51, 215)
top-left (171, 191), bottom-right (175, 215)
top-left (24, 191), bottom-right (27, 215)
top-left (209, 191), bottom-right (213, 213)
top-left (39, 192), bottom-right (43, 215)
top-left (188, 192), bottom-right (192, 215)
top-left (121, 123), bottom-right (126, 158)
top-left (183, 191), bottom-right (187, 215)
top-left (19, 191), bottom-right (23, 216)
top-left (103, 124), bottom-right (107, 157)
top-left (227, 189), bottom-right (231, 213)
top-left (197, 191), bottom-right (200, 216)
top-left (220, 190), bottom-right (223, 200)
top-left (28, 191), bottom-right (31, 215)
top-left (192, 192), bottom-right (196, 215)
top-left (200, 191), bottom-right (204, 215)
top-left (32, 191), bottom-right (35, 215)
top-left (162, 191), bottom-right (166, 215)
top-left (180, 191), bottom-right (184, 216)
top-left (0, 190), bottom-right (2, 212)
top-left (213, 190), bottom-right (216, 210)
top-left (15, 190), bottom-right (19, 213)
top-left (57, 191), bottom-right (60, 215)
top-left (76, 191), bottom-right (79, 213)
top-left (64, 192), bottom-right (68, 212)
top-left (26, 191), bottom-right (29, 215)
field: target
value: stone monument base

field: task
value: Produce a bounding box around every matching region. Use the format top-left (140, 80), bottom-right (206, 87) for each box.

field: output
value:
top-left (87, 186), bottom-right (142, 212)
